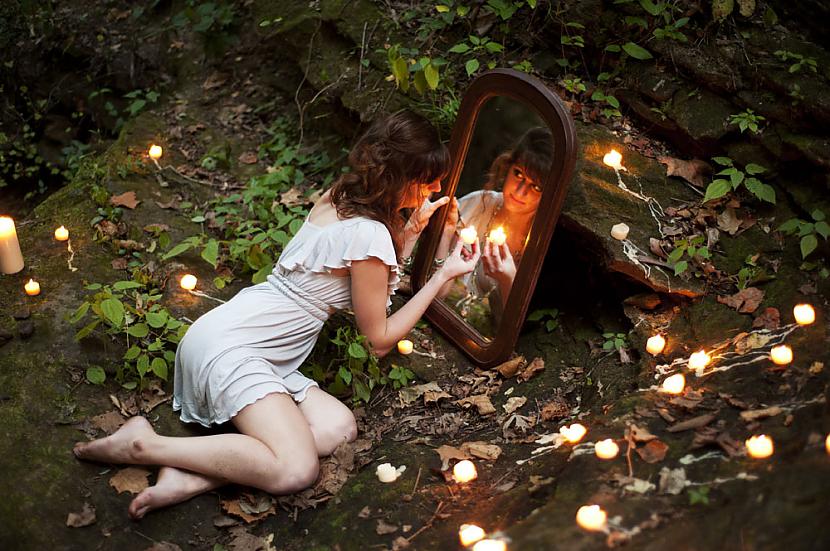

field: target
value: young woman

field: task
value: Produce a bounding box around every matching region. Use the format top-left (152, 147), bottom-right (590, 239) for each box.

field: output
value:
top-left (73, 110), bottom-right (480, 519)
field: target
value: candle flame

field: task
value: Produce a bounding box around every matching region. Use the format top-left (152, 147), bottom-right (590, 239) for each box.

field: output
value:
top-left (560, 423), bottom-right (587, 444)
top-left (661, 374), bottom-right (685, 394)
top-left (769, 344), bottom-right (793, 365)
top-left (646, 334), bottom-right (666, 356)
top-left (603, 149), bottom-right (623, 170)
top-left (745, 435), bottom-right (774, 459)
top-left (149, 144), bottom-right (163, 160)
top-left (453, 460), bottom-right (478, 483)
top-left (793, 304), bottom-right (815, 325)
top-left (576, 504), bottom-right (607, 531)
top-left (180, 274), bottom-right (198, 291)
top-left (459, 524), bottom-right (486, 547)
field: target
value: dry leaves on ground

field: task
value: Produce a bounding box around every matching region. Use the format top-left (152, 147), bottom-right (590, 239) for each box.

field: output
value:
top-left (226, 526), bottom-right (271, 551)
top-left (109, 467), bottom-right (151, 494)
top-left (739, 406), bottom-right (783, 422)
top-left (460, 441), bottom-right (502, 460)
top-left (667, 413), bottom-right (717, 433)
top-left (399, 382), bottom-right (448, 406)
top-left (752, 307), bottom-right (780, 329)
top-left (110, 191), bottom-right (140, 209)
top-left (455, 394), bottom-right (496, 415)
top-left (636, 439), bottom-right (669, 463)
top-left (503, 396), bottom-right (527, 414)
top-left (733, 331), bottom-right (774, 354)
top-left (517, 357), bottom-right (545, 383)
top-left (659, 156), bottom-right (710, 188)
top-left (717, 287), bottom-right (764, 313)
top-left (495, 355), bottom-right (525, 378)
top-left (89, 410), bottom-right (125, 434)
top-left (376, 519), bottom-right (399, 535)
top-left (540, 397), bottom-right (570, 421)
top-left (628, 424), bottom-right (658, 443)
top-left (435, 445), bottom-right (471, 471)
top-left (221, 492), bottom-right (276, 524)
top-left (238, 151), bottom-right (258, 164)
top-left (66, 503), bottom-right (96, 527)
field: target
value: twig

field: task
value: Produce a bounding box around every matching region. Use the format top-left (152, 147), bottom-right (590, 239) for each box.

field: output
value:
top-left (357, 22), bottom-right (368, 90)
top-left (625, 427), bottom-right (634, 478)
top-left (295, 21), bottom-right (322, 147)
top-left (408, 466), bottom-right (422, 499)
top-left (406, 501), bottom-right (444, 542)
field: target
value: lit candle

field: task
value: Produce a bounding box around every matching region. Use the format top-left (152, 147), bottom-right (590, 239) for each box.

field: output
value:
top-left (459, 524), bottom-right (486, 547)
top-left (397, 339), bottom-right (414, 355)
top-left (660, 373), bottom-right (686, 394)
top-left (487, 226), bottom-right (507, 246)
top-left (610, 222), bottom-right (629, 241)
top-left (594, 439), bottom-right (619, 460)
top-left (688, 350), bottom-right (711, 372)
top-left (745, 435), bottom-right (774, 459)
top-left (575, 505), bottom-right (607, 532)
top-left (54, 225), bottom-right (69, 241)
top-left (459, 226), bottom-right (478, 245)
top-left (180, 274), bottom-right (197, 291)
top-left (560, 423), bottom-right (587, 444)
top-left (646, 334), bottom-right (666, 355)
top-left (148, 144), bottom-right (163, 160)
top-left (769, 345), bottom-right (793, 366)
top-left (825, 434), bottom-right (829, 455)
top-left (376, 463), bottom-right (404, 483)
top-left (472, 540), bottom-right (506, 551)
top-left (602, 149), bottom-right (623, 171)
top-left (793, 304), bottom-right (815, 325)
top-left (24, 279), bottom-right (40, 296)
top-left (452, 460), bottom-right (478, 484)
top-left (0, 216), bottom-right (25, 274)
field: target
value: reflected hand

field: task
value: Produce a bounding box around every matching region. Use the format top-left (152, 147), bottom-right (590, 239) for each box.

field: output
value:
top-left (481, 240), bottom-right (517, 286)
top-left (443, 197), bottom-right (459, 233)
top-left (438, 238), bottom-right (481, 281)
top-left (405, 196), bottom-right (451, 237)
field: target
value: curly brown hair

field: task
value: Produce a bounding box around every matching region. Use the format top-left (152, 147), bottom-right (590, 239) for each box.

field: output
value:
top-left (329, 110), bottom-right (449, 256)
top-left (484, 127), bottom-right (554, 192)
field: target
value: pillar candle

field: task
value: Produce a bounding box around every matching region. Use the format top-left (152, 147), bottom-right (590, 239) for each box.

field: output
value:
top-left (0, 216), bottom-right (25, 274)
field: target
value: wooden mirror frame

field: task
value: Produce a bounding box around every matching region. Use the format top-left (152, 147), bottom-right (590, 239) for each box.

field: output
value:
top-left (411, 69), bottom-right (578, 367)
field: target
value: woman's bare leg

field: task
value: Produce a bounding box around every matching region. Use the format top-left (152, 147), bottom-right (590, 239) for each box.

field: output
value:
top-left (128, 466), bottom-right (222, 519)
top-left (298, 386), bottom-right (358, 456)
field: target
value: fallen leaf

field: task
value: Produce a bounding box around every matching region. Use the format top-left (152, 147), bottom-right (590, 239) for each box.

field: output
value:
top-left (502, 396), bottom-right (527, 414)
top-left (717, 208), bottom-right (742, 235)
top-left (495, 356), bottom-right (525, 378)
top-left (423, 387), bottom-right (452, 404)
top-left (809, 362), bottom-right (824, 375)
top-left (716, 432), bottom-right (743, 457)
top-left (222, 493), bottom-right (276, 524)
top-left (752, 307), bottom-right (780, 330)
top-left (460, 441), bottom-right (502, 460)
top-left (668, 390), bottom-right (704, 410)
top-left (455, 394), bottom-right (496, 416)
top-left (659, 156), bottom-right (710, 187)
top-left (517, 357), bottom-right (545, 383)
top-left (213, 514), bottom-right (239, 528)
top-left (110, 191), bottom-right (140, 209)
top-left (143, 223), bottom-right (171, 233)
top-left (502, 413), bottom-right (536, 439)
top-left (667, 413), bottom-right (717, 433)
top-left (734, 332), bottom-right (774, 354)
top-left (280, 188), bottom-right (305, 207)
top-left (202, 72), bottom-right (227, 90)
top-left (629, 424), bottom-right (658, 443)
top-left (238, 151), bottom-right (258, 165)
top-left (227, 526), bottom-right (267, 551)
top-left (358, 506), bottom-right (371, 519)
top-left (717, 287), bottom-right (764, 313)
top-left (739, 406), bottom-right (782, 422)
top-left (540, 397), bottom-right (570, 421)
top-left (111, 257), bottom-right (128, 270)
top-left (799, 282), bottom-right (817, 295)
top-left (400, 382), bottom-right (444, 405)
top-left (434, 445), bottom-right (471, 471)
top-left (636, 439), bottom-right (669, 463)
top-left (66, 503), bottom-right (96, 527)
top-left (109, 467), bottom-right (151, 494)
top-left (89, 410), bottom-right (125, 434)
top-left (376, 519), bottom-right (399, 535)
top-left (392, 536), bottom-right (411, 550)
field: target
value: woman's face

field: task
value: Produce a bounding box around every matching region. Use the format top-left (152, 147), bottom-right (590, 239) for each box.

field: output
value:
top-left (502, 164), bottom-right (543, 216)
top-left (402, 178), bottom-right (442, 209)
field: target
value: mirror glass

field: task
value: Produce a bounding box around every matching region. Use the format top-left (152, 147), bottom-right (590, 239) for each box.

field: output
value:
top-left (435, 96), bottom-right (552, 340)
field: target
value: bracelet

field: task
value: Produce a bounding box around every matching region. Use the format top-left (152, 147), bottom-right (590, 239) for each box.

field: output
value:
top-left (401, 256), bottom-right (414, 271)
top-left (433, 257), bottom-right (446, 268)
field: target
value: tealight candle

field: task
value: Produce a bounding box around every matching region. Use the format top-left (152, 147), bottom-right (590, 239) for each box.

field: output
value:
top-left (376, 463), bottom-right (405, 483)
top-left (487, 226), bottom-right (507, 246)
top-left (472, 540), bottom-right (506, 551)
top-left (180, 274), bottom-right (197, 291)
top-left (397, 339), bottom-right (414, 355)
top-left (54, 225), bottom-right (69, 241)
top-left (688, 350), bottom-right (711, 372)
top-left (769, 344), bottom-right (793, 366)
top-left (0, 216), bottom-right (25, 274)
top-left (24, 279), bottom-right (40, 296)
top-left (459, 226), bottom-right (478, 245)
top-left (745, 435), bottom-right (774, 459)
top-left (825, 434), bottom-right (829, 455)
top-left (661, 373), bottom-right (686, 394)
top-left (148, 144), bottom-right (163, 160)
top-left (610, 222), bottom-right (629, 241)
top-left (793, 304), bottom-right (815, 325)
top-left (594, 439), bottom-right (619, 459)
top-left (459, 524), bottom-right (486, 547)
top-left (576, 505), bottom-right (607, 532)
top-left (560, 423), bottom-right (587, 444)
top-left (602, 149), bottom-right (623, 171)
top-left (646, 334), bottom-right (666, 355)
top-left (452, 460), bottom-right (478, 484)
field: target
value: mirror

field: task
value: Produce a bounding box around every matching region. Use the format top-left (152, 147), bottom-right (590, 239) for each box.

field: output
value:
top-left (412, 69), bottom-right (577, 367)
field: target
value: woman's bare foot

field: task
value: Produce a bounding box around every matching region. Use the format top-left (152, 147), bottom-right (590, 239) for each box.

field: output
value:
top-left (129, 466), bottom-right (223, 519)
top-left (73, 416), bottom-right (157, 464)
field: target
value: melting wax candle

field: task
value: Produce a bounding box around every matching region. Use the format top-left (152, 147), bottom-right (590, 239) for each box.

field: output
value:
top-left (0, 216), bottom-right (25, 274)
top-left (487, 226), bottom-right (507, 246)
top-left (603, 149), bottom-right (623, 171)
top-left (397, 339), bottom-right (414, 355)
top-left (661, 373), bottom-right (686, 395)
top-left (560, 423), bottom-right (587, 444)
top-left (54, 225), bottom-right (69, 241)
top-left (793, 304), bottom-right (815, 325)
top-left (576, 505), bottom-right (607, 532)
top-left (825, 434), bottom-right (830, 455)
top-left (646, 334), bottom-right (666, 356)
top-left (453, 460), bottom-right (478, 484)
top-left (769, 344), bottom-right (793, 365)
top-left (376, 463), bottom-right (405, 483)
top-left (610, 222), bottom-right (629, 240)
top-left (148, 144), bottom-right (163, 160)
top-left (688, 350), bottom-right (711, 372)
top-left (460, 226), bottom-right (478, 245)
top-left (459, 524), bottom-right (486, 547)
top-left (472, 540), bottom-right (507, 551)
top-left (24, 279), bottom-right (40, 296)
top-left (745, 435), bottom-right (774, 459)
top-left (180, 274), bottom-right (198, 291)
top-left (594, 439), bottom-right (619, 460)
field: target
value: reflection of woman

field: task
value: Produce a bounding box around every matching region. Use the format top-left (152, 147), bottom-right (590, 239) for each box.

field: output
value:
top-left (441, 128), bottom-right (553, 324)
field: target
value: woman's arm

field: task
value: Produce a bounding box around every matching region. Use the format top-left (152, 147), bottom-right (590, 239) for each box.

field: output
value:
top-left (481, 241), bottom-right (517, 308)
top-left (351, 239), bottom-right (480, 357)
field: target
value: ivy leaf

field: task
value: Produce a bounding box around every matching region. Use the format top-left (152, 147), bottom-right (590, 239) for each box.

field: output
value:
top-left (145, 311), bottom-right (168, 329)
top-left (744, 178), bottom-right (776, 204)
top-left (391, 58), bottom-right (409, 92)
top-left (449, 43), bottom-right (471, 54)
top-left (801, 234), bottom-right (818, 258)
top-left (201, 239), bottom-right (219, 268)
top-left (622, 42), bottom-right (653, 60)
top-left (162, 242), bottom-right (193, 260)
top-left (703, 179), bottom-right (731, 202)
top-left (674, 260), bottom-right (689, 275)
top-left (745, 163), bottom-right (766, 175)
top-left (69, 302), bottom-right (90, 324)
top-left (100, 298), bottom-right (125, 327)
top-left (348, 342), bottom-right (368, 359)
top-left (86, 366), bottom-right (106, 385)
top-left (776, 218), bottom-right (801, 234)
top-left (423, 63), bottom-right (439, 90)
top-left (126, 323), bottom-right (149, 338)
top-left (465, 58), bottom-right (480, 76)
top-left (667, 247), bottom-right (685, 264)
top-left (124, 346), bottom-right (141, 360)
top-left (338, 366), bottom-right (353, 385)
top-left (815, 221), bottom-right (830, 239)
top-left (75, 319), bottom-right (100, 341)
top-left (151, 357), bottom-right (168, 380)
top-left (811, 209), bottom-right (826, 222)
top-left (136, 355), bottom-right (150, 377)
top-left (113, 281), bottom-right (143, 291)
top-left (712, 156), bottom-right (733, 166)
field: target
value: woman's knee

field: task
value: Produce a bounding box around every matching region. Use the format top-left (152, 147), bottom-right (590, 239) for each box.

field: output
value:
top-left (315, 409), bottom-right (358, 454)
top-left (267, 455), bottom-right (319, 494)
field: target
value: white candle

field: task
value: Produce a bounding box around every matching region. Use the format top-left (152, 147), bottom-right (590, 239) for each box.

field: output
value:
top-left (793, 304), bottom-right (815, 325)
top-left (376, 463), bottom-right (405, 483)
top-left (54, 225), bottom-right (69, 241)
top-left (180, 274), bottom-right (197, 291)
top-left (745, 435), bottom-right (773, 459)
top-left (472, 540), bottom-right (506, 551)
top-left (487, 226), bottom-right (507, 246)
top-left (397, 339), bottom-right (414, 355)
top-left (594, 439), bottom-right (619, 459)
top-left (576, 505), bottom-right (607, 531)
top-left (825, 434), bottom-right (829, 455)
top-left (661, 374), bottom-right (685, 394)
top-left (149, 144), bottom-right (163, 160)
top-left (24, 279), bottom-right (40, 296)
top-left (769, 345), bottom-right (793, 365)
top-left (602, 149), bottom-right (623, 171)
top-left (0, 216), bottom-right (25, 274)
top-left (560, 423), bottom-right (587, 444)
top-left (688, 350), bottom-right (711, 372)
top-left (453, 460), bottom-right (477, 483)
top-left (610, 223), bottom-right (629, 240)
top-left (459, 226), bottom-right (478, 245)
top-left (459, 524), bottom-right (486, 547)
top-left (646, 334), bottom-right (666, 355)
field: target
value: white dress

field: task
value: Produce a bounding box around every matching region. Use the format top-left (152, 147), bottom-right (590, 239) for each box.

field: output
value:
top-left (173, 216), bottom-right (399, 426)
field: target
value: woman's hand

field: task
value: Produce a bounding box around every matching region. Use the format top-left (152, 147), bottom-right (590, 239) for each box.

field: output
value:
top-left (405, 196), bottom-right (451, 237)
top-left (481, 240), bottom-right (517, 286)
top-left (437, 238), bottom-right (481, 281)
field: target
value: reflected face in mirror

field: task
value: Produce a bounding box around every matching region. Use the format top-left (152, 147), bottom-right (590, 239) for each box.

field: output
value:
top-left (502, 164), bottom-right (543, 216)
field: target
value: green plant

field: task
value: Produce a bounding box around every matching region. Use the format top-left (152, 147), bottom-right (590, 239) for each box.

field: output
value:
top-left (561, 77), bottom-right (587, 94)
top-left (727, 109), bottom-right (765, 134)
top-left (69, 280), bottom-right (189, 389)
top-left (387, 364), bottom-right (416, 389)
top-left (304, 325), bottom-right (382, 403)
top-left (703, 157), bottom-right (775, 204)
top-left (774, 50), bottom-right (818, 74)
top-left (560, 22), bottom-right (585, 48)
top-left (388, 45), bottom-right (444, 93)
top-left (736, 254), bottom-right (760, 289)
top-left (778, 209), bottom-right (829, 259)
top-left (602, 332), bottom-right (628, 351)
top-left (591, 89), bottom-right (622, 118)
top-left (527, 308), bottom-right (560, 332)
top-left (688, 486), bottom-right (710, 505)
top-left (667, 235), bottom-right (710, 276)
top-left (448, 35), bottom-right (504, 76)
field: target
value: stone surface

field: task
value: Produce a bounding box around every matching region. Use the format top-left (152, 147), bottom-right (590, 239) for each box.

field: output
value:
top-left (16, 320), bottom-right (34, 340)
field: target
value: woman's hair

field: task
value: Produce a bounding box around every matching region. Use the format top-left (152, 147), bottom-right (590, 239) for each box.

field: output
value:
top-left (484, 127), bottom-right (554, 191)
top-left (330, 110), bottom-right (449, 255)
